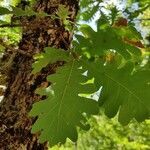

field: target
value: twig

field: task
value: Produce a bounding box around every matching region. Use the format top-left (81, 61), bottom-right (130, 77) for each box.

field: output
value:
top-left (0, 22), bottom-right (62, 31)
top-left (0, 24), bottom-right (22, 28)
top-left (134, 18), bottom-right (150, 21)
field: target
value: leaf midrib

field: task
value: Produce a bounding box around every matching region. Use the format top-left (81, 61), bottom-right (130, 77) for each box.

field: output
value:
top-left (56, 60), bottom-right (75, 133)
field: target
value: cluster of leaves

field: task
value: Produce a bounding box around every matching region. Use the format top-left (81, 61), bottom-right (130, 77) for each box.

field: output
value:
top-left (74, 15), bottom-right (143, 59)
top-left (31, 30), bottom-right (149, 147)
top-left (29, 0), bottom-right (150, 146)
top-left (0, 2), bottom-right (71, 52)
top-left (0, 0), bottom-right (150, 147)
top-left (30, 47), bottom-right (99, 145)
top-left (0, 3), bottom-right (71, 26)
top-left (0, 0), bottom-right (22, 53)
top-left (51, 113), bottom-right (150, 150)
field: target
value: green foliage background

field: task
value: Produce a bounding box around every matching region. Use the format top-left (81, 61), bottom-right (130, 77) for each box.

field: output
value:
top-left (51, 113), bottom-right (150, 150)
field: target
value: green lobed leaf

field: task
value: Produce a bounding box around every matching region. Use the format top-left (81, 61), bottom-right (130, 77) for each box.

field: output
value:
top-left (84, 59), bottom-right (150, 125)
top-left (32, 47), bottom-right (71, 74)
top-left (30, 59), bottom-right (99, 145)
top-left (74, 16), bottom-right (142, 59)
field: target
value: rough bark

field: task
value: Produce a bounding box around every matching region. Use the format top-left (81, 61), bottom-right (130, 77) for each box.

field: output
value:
top-left (0, 0), bottom-right (78, 149)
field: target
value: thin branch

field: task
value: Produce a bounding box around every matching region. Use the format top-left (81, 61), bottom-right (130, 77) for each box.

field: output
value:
top-left (0, 22), bottom-right (62, 31)
top-left (135, 18), bottom-right (150, 21)
top-left (0, 24), bottom-right (22, 28)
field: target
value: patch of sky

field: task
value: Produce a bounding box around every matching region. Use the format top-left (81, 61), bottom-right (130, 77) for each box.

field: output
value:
top-left (79, 0), bottom-right (149, 39)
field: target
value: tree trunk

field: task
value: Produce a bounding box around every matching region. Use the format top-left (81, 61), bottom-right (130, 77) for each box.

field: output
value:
top-left (0, 0), bottom-right (78, 149)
